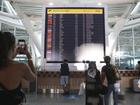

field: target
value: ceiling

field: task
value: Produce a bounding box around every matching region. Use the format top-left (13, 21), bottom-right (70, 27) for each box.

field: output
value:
top-left (8, 0), bottom-right (140, 18)
top-left (3, 0), bottom-right (140, 58)
top-left (8, 0), bottom-right (140, 5)
top-left (7, 0), bottom-right (140, 30)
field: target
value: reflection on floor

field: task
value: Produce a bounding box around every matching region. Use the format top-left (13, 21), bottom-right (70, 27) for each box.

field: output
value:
top-left (24, 93), bottom-right (85, 105)
top-left (24, 92), bottom-right (140, 105)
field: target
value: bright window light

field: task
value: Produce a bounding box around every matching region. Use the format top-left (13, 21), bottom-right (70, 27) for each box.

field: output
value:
top-left (75, 43), bottom-right (104, 70)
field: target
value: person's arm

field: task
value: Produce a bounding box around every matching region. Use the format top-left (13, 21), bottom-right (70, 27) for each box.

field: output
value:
top-left (26, 52), bottom-right (36, 74)
top-left (22, 44), bottom-right (36, 81)
top-left (22, 63), bottom-right (36, 81)
top-left (101, 67), bottom-right (106, 86)
top-left (24, 44), bottom-right (36, 74)
top-left (97, 70), bottom-right (101, 85)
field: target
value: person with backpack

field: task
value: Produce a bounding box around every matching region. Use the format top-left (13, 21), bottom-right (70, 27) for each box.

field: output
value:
top-left (101, 56), bottom-right (120, 105)
top-left (60, 59), bottom-right (70, 95)
top-left (135, 61), bottom-right (140, 78)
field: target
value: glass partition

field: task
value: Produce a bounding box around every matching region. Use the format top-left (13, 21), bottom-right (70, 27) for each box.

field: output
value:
top-left (116, 25), bottom-right (140, 70)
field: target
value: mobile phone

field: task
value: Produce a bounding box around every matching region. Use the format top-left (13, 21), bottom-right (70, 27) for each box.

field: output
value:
top-left (18, 39), bottom-right (26, 54)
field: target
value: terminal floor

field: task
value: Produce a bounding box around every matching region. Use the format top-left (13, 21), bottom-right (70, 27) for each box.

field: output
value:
top-left (24, 92), bottom-right (140, 105)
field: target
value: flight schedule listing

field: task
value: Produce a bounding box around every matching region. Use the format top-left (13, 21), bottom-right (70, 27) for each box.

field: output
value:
top-left (45, 8), bottom-right (105, 61)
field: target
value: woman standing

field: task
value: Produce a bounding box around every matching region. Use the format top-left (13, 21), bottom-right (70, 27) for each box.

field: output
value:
top-left (86, 61), bottom-right (101, 105)
top-left (0, 32), bottom-right (36, 105)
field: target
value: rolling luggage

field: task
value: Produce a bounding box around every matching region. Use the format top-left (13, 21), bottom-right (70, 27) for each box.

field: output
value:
top-left (133, 78), bottom-right (140, 92)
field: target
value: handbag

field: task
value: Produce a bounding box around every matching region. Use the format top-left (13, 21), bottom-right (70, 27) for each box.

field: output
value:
top-left (112, 65), bottom-right (121, 80)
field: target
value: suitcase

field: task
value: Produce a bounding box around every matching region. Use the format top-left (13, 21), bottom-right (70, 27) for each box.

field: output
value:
top-left (133, 78), bottom-right (140, 92)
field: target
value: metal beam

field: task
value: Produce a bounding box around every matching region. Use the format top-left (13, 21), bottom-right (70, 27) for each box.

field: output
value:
top-left (0, 11), bottom-right (25, 29)
top-left (13, 3), bottom-right (42, 54)
top-left (107, 4), bottom-right (135, 56)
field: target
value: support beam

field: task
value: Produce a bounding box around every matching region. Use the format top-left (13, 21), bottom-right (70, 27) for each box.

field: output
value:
top-left (106, 4), bottom-right (135, 56)
top-left (0, 11), bottom-right (25, 29)
top-left (13, 3), bottom-right (41, 54)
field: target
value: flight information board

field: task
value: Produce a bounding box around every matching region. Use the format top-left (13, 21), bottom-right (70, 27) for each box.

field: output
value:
top-left (44, 7), bottom-right (105, 62)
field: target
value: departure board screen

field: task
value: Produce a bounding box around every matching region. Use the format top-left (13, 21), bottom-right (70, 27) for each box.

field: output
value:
top-left (44, 7), bottom-right (105, 62)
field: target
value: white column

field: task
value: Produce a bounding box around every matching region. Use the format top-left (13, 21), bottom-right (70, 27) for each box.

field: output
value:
top-left (106, 4), bottom-right (135, 57)
top-left (13, 3), bottom-right (41, 54)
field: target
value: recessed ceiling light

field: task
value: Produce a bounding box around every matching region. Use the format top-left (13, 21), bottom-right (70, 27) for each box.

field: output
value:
top-left (49, 2), bottom-right (54, 6)
top-left (97, 2), bottom-right (102, 6)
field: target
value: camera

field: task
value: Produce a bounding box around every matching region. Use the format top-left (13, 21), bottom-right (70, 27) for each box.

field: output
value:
top-left (18, 39), bottom-right (26, 54)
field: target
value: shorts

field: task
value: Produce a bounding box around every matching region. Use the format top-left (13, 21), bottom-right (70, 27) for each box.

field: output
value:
top-left (60, 76), bottom-right (69, 85)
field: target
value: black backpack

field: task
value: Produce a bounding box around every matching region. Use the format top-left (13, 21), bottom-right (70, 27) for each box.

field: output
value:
top-left (105, 64), bottom-right (121, 84)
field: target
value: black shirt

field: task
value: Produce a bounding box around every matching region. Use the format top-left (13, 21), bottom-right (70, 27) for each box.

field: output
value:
top-left (60, 63), bottom-right (69, 76)
top-left (102, 64), bottom-right (116, 84)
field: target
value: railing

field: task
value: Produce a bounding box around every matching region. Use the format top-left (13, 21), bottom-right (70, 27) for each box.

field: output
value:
top-left (22, 70), bottom-right (138, 93)
top-left (37, 71), bottom-right (85, 93)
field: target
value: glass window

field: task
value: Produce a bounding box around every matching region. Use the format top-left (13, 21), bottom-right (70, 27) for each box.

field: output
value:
top-left (0, 0), bottom-right (2, 11)
top-left (3, 3), bottom-right (8, 13)
top-left (119, 38), bottom-right (133, 46)
top-left (135, 46), bottom-right (140, 57)
top-left (15, 28), bottom-right (29, 44)
top-left (116, 25), bottom-right (140, 69)
top-left (134, 26), bottom-right (140, 37)
top-left (120, 46), bottom-right (133, 56)
top-left (119, 29), bottom-right (132, 37)
top-left (134, 38), bottom-right (140, 45)
top-left (1, 23), bottom-right (14, 34)
top-left (119, 57), bottom-right (134, 69)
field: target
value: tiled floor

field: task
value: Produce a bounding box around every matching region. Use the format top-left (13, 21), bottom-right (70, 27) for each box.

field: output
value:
top-left (24, 93), bottom-right (85, 105)
top-left (24, 92), bottom-right (140, 105)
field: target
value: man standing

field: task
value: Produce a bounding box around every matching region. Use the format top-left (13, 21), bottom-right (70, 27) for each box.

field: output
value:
top-left (135, 61), bottom-right (140, 77)
top-left (101, 56), bottom-right (119, 105)
top-left (60, 59), bottom-right (70, 95)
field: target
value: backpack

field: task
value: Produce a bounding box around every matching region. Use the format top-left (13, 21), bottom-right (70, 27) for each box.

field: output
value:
top-left (112, 65), bottom-right (121, 80)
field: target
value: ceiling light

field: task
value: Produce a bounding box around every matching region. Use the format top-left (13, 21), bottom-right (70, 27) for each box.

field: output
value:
top-left (49, 2), bottom-right (54, 6)
top-left (97, 2), bottom-right (102, 6)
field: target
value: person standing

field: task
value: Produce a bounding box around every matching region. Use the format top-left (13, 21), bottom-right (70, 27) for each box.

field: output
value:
top-left (101, 56), bottom-right (119, 105)
top-left (60, 59), bottom-right (70, 95)
top-left (86, 61), bottom-right (101, 105)
top-left (135, 61), bottom-right (140, 78)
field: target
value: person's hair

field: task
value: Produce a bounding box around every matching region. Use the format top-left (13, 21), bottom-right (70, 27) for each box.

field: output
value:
top-left (104, 56), bottom-right (111, 60)
top-left (88, 61), bottom-right (97, 70)
top-left (0, 31), bottom-right (15, 67)
top-left (138, 61), bottom-right (140, 64)
top-left (104, 56), bottom-right (111, 63)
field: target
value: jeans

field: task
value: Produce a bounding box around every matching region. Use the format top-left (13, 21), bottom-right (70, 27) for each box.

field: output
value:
top-left (105, 84), bottom-right (118, 105)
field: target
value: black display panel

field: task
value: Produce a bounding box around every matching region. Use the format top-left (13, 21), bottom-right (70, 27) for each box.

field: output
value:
top-left (44, 8), bottom-right (105, 62)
